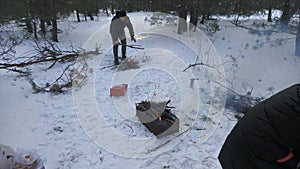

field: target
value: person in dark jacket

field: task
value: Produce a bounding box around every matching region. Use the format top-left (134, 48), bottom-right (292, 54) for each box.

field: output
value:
top-left (218, 84), bottom-right (300, 169)
top-left (110, 10), bottom-right (136, 65)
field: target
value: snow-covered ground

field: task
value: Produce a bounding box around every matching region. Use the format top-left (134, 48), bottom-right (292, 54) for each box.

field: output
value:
top-left (0, 12), bottom-right (299, 169)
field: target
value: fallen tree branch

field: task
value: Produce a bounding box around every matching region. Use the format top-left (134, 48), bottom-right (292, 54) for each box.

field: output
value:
top-left (0, 53), bottom-right (79, 71)
top-left (183, 62), bottom-right (216, 72)
top-left (24, 58), bottom-right (92, 93)
top-left (1, 38), bottom-right (99, 93)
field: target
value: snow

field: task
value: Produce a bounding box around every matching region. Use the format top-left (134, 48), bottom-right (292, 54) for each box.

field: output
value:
top-left (0, 12), bottom-right (299, 169)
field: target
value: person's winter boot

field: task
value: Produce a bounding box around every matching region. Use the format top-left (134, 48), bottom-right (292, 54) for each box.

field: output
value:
top-left (113, 44), bottom-right (118, 57)
top-left (113, 44), bottom-right (120, 65)
top-left (114, 58), bottom-right (120, 65)
top-left (121, 39), bottom-right (127, 60)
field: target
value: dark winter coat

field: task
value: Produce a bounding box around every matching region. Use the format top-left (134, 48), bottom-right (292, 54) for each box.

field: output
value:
top-left (218, 84), bottom-right (300, 169)
top-left (109, 15), bottom-right (134, 41)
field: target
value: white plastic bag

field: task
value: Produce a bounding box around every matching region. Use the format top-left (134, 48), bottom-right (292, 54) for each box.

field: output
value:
top-left (0, 144), bottom-right (16, 169)
top-left (10, 148), bottom-right (45, 169)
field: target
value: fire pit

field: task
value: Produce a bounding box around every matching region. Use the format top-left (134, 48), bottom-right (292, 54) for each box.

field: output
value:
top-left (136, 100), bottom-right (179, 138)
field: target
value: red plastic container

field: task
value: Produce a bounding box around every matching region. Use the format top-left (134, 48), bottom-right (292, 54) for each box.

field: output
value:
top-left (110, 84), bottom-right (128, 96)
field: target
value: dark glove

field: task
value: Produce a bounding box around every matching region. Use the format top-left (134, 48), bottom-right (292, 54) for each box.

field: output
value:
top-left (131, 36), bottom-right (136, 42)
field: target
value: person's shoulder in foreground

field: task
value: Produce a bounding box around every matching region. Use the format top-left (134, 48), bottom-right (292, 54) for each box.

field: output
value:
top-left (218, 83), bottom-right (300, 169)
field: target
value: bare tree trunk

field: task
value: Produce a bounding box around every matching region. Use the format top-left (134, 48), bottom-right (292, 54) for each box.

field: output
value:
top-left (111, 6), bottom-right (115, 15)
top-left (200, 14), bottom-right (205, 24)
top-left (88, 12), bottom-right (94, 20)
top-left (177, 20), bottom-right (182, 34)
top-left (51, 16), bottom-right (58, 42)
top-left (296, 14), bottom-right (300, 56)
top-left (205, 14), bottom-right (210, 20)
top-left (267, 7), bottom-right (272, 22)
top-left (182, 7), bottom-right (188, 32)
top-left (84, 11), bottom-right (87, 21)
top-left (105, 8), bottom-right (109, 16)
top-left (47, 20), bottom-right (51, 26)
top-left (76, 10), bottom-right (81, 22)
top-left (233, 15), bottom-right (240, 26)
top-left (33, 22), bottom-right (38, 39)
top-left (40, 19), bottom-right (46, 37)
top-left (281, 0), bottom-right (291, 25)
top-left (177, 4), bottom-right (187, 34)
top-left (25, 18), bottom-right (33, 33)
top-left (189, 7), bottom-right (198, 31)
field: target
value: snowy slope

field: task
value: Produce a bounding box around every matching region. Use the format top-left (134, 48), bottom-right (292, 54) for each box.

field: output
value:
top-left (213, 14), bottom-right (300, 96)
top-left (0, 12), bottom-right (299, 169)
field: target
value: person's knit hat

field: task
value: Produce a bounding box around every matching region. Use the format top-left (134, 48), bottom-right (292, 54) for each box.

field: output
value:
top-left (118, 10), bottom-right (127, 17)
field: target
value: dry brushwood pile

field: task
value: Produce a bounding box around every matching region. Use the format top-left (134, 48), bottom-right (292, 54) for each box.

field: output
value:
top-left (117, 58), bottom-right (140, 71)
